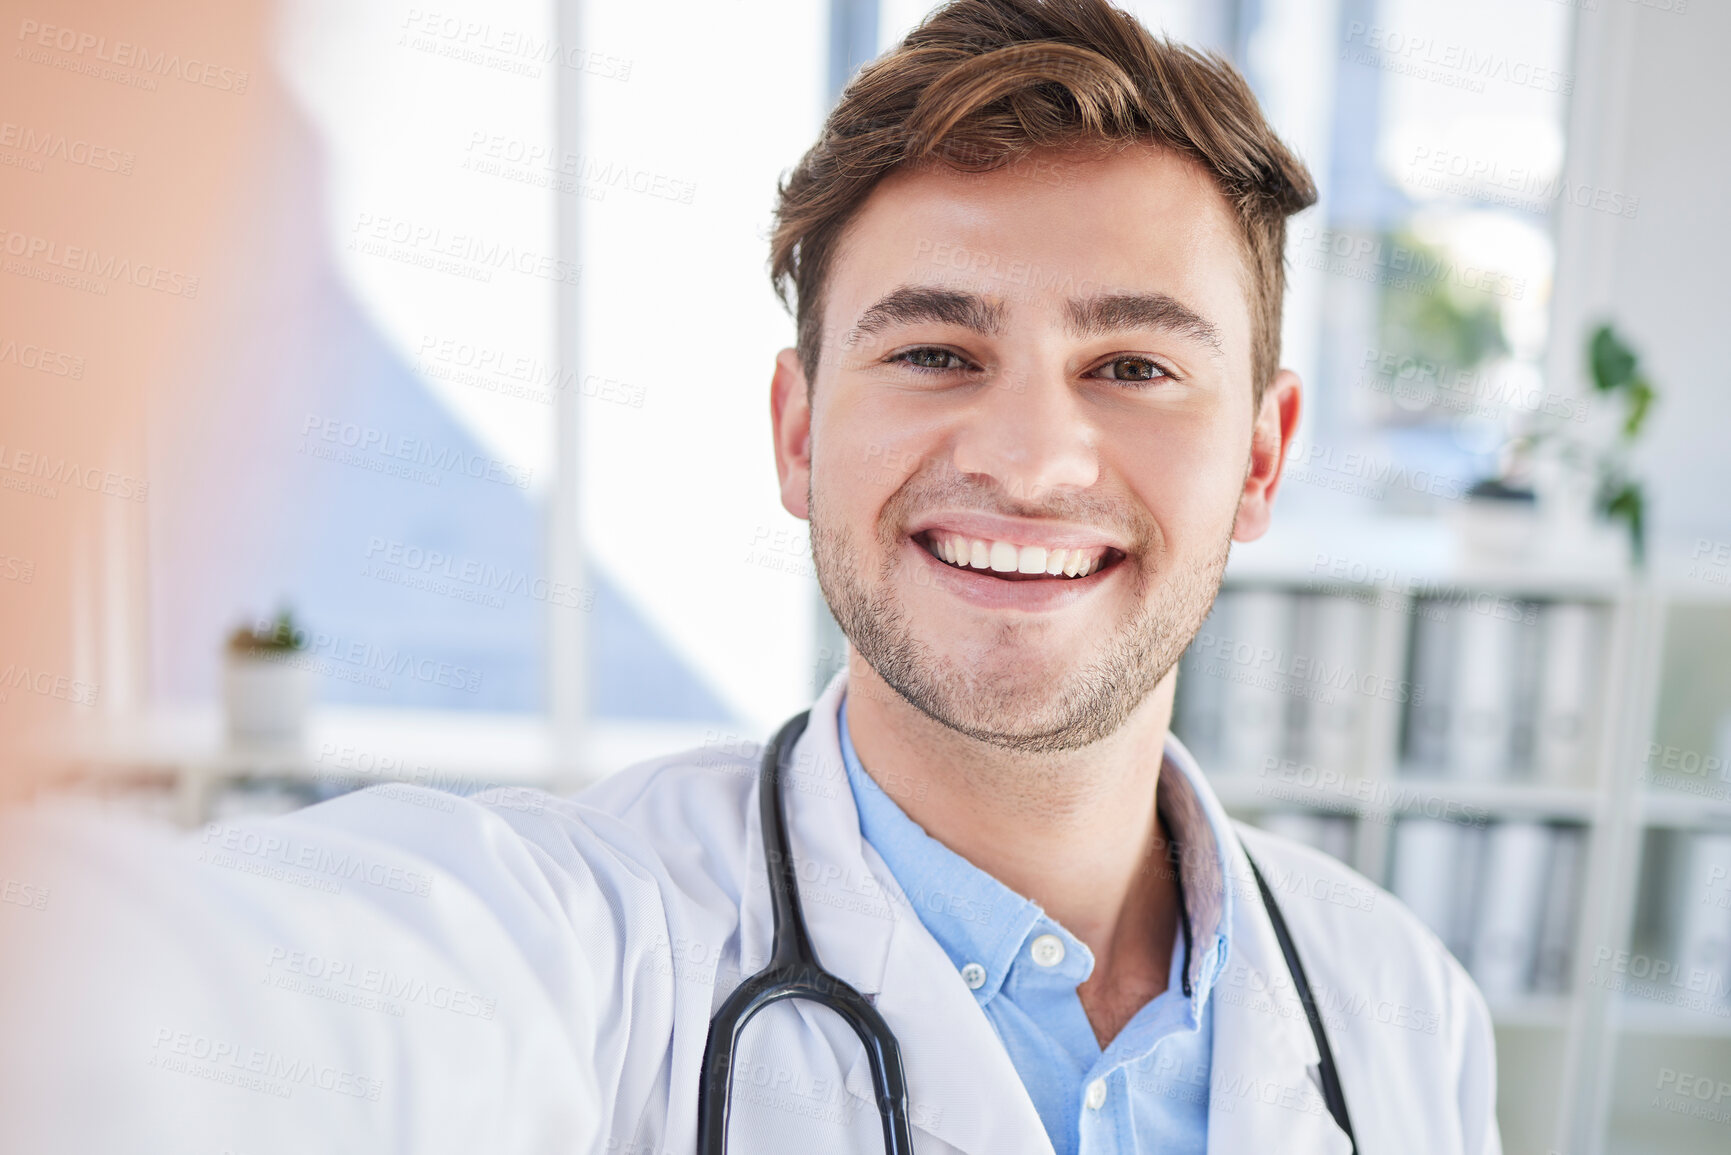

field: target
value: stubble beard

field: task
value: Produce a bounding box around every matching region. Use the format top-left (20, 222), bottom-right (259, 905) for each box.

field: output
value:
top-left (809, 480), bottom-right (1233, 755)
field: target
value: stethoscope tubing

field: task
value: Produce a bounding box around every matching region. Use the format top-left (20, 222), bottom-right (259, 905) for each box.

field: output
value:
top-left (693, 710), bottom-right (1355, 1154)
top-left (695, 711), bottom-right (916, 1153)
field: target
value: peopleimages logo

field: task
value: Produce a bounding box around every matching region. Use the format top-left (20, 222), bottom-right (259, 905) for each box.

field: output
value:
top-left (1357, 346), bottom-right (1585, 424)
top-left (1189, 627), bottom-right (1421, 705)
top-left (361, 536), bottom-right (594, 611)
top-left (245, 617), bottom-right (485, 694)
top-left (398, 9), bottom-right (633, 81)
top-left (0, 335), bottom-right (84, 378)
top-left (1283, 437), bottom-right (1467, 502)
top-left (15, 20), bottom-right (250, 93)
top-left (1341, 22), bottom-right (1573, 95)
top-left (1292, 226), bottom-right (1525, 300)
top-left (148, 1027), bottom-right (383, 1102)
top-left (0, 444), bottom-right (148, 501)
top-left (0, 121), bottom-right (133, 174)
top-left (0, 663), bottom-right (99, 707)
top-left (462, 132), bottom-right (697, 205)
top-left (1406, 146), bottom-right (1639, 220)
top-left (348, 212), bottom-right (581, 286)
top-left (299, 415), bottom-right (534, 490)
top-left (415, 335), bottom-right (647, 409)
top-left (0, 228), bottom-right (199, 297)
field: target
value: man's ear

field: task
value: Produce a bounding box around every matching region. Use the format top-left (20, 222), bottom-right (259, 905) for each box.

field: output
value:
top-left (1232, 368), bottom-right (1301, 542)
top-left (770, 347), bottom-right (813, 521)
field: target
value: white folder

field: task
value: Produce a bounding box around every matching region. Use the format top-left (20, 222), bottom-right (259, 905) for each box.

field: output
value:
top-left (1469, 821), bottom-right (1554, 1000)
top-left (1534, 604), bottom-right (1602, 786)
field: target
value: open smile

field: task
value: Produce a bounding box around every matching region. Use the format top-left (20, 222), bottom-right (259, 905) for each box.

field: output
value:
top-left (915, 531), bottom-right (1126, 583)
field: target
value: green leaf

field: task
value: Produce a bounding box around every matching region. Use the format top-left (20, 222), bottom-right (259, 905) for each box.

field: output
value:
top-left (1623, 377), bottom-right (1655, 439)
top-left (1589, 324), bottom-right (1637, 393)
top-left (1599, 480), bottom-right (1647, 567)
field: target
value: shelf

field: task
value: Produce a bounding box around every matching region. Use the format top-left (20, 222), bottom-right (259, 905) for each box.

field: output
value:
top-left (36, 704), bottom-right (565, 786)
top-left (1645, 541), bottom-right (1731, 606)
top-left (1206, 770), bottom-right (1600, 822)
top-left (1612, 998), bottom-right (1731, 1039)
top-left (1640, 788), bottom-right (1731, 829)
top-left (1488, 994), bottom-right (1574, 1030)
top-left (1387, 777), bottom-right (1601, 821)
top-left (27, 704), bottom-right (727, 807)
top-left (1222, 515), bottom-right (1633, 602)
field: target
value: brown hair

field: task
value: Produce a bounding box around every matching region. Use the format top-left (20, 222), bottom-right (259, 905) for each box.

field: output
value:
top-left (769, 0), bottom-right (1317, 409)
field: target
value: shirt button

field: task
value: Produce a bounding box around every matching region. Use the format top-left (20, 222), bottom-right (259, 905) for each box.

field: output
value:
top-left (1085, 1078), bottom-right (1108, 1110)
top-left (960, 962), bottom-right (987, 990)
top-left (1030, 933), bottom-right (1066, 967)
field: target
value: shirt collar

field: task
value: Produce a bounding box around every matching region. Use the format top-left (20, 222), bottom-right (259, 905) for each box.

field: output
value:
top-left (839, 697), bottom-right (1040, 1004)
top-left (837, 694), bottom-right (1234, 1015)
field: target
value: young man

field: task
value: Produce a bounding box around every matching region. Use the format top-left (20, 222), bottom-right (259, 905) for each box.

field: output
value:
top-left (0, 2), bottom-right (1499, 1152)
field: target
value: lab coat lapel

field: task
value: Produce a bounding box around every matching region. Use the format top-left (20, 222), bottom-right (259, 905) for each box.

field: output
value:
top-left (756, 674), bottom-right (1053, 1155)
top-left (854, 850), bottom-right (1056, 1155)
top-left (1204, 822), bottom-right (1355, 1155)
top-left (732, 675), bottom-right (891, 996)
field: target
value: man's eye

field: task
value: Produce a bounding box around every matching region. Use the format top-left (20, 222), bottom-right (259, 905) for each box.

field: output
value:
top-left (892, 347), bottom-right (967, 372)
top-left (1092, 356), bottom-right (1172, 383)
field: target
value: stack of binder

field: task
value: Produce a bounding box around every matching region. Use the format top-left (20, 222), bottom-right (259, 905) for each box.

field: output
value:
top-left (1670, 829), bottom-right (1731, 1008)
top-left (1177, 588), bottom-right (1607, 785)
top-left (1403, 598), bottom-right (1605, 783)
top-left (1389, 818), bottom-right (1587, 999)
top-left (1174, 588), bottom-right (1379, 776)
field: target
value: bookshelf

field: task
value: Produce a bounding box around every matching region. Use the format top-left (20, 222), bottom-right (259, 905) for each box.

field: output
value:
top-left (1177, 533), bottom-right (1731, 1155)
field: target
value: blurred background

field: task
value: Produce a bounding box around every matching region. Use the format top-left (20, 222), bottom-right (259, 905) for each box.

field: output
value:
top-left (1, 0), bottom-right (1728, 1151)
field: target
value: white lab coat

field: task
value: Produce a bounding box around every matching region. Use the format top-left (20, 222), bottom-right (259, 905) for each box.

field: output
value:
top-left (0, 671), bottom-right (1501, 1154)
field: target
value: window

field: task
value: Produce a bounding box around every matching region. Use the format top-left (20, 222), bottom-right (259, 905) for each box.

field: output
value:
top-left (147, 0), bottom-right (835, 760)
top-left (1261, 0), bottom-right (1575, 515)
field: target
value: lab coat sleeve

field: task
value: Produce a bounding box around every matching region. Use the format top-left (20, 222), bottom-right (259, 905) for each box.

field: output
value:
top-left (1447, 945), bottom-right (1504, 1155)
top-left (0, 790), bottom-right (610, 1155)
top-left (304, 780), bottom-right (706, 1150)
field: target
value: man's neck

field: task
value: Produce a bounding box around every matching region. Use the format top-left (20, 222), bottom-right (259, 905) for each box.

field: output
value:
top-left (843, 661), bottom-right (1184, 1046)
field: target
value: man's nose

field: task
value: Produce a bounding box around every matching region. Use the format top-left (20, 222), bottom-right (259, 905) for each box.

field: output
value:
top-left (948, 368), bottom-right (1099, 501)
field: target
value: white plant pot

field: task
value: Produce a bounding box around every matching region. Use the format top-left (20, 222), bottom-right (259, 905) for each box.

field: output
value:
top-left (1446, 498), bottom-right (1541, 564)
top-left (223, 652), bottom-right (313, 747)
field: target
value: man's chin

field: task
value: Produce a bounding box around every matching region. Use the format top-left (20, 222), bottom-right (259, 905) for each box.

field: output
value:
top-left (928, 702), bottom-right (1117, 754)
top-left (885, 658), bottom-right (1120, 751)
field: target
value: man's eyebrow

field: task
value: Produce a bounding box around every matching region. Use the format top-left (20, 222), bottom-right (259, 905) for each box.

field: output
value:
top-left (846, 286), bottom-right (1007, 346)
top-left (1065, 292), bottom-right (1224, 355)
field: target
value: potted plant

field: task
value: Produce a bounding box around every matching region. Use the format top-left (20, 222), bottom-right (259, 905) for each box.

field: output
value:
top-left (1484, 323), bottom-right (1658, 570)
top-left (1579, 324), bottom-right (1656, 565)
top-left (223, 608), bottom-right (313, 747)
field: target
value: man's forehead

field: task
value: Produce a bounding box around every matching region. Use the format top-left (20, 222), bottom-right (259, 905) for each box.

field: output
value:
top-left (857, 143), bottom-right (1240, 250)
top-left (825, 145), bottom-right (1252, 344)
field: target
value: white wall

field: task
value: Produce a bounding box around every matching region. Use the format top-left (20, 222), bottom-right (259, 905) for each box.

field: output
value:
top-left (1558, 1), bottom-right (1731, 556)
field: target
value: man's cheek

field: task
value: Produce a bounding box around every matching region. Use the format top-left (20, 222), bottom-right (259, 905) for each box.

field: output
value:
top-left (1117, 445), bottom-right (1226, 523)
top-left (830, 430), bottom-right (926, 495)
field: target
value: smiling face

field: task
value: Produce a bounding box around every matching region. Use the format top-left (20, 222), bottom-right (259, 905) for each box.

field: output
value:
top-left (771, 144), bottom-right (1299, 753)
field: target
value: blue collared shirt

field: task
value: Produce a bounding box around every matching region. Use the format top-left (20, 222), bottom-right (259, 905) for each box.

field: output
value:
top-left (838, 696), bottom-right (1233, 1155)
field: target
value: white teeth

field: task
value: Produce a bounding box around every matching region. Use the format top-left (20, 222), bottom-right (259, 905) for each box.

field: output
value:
top-left (926, 535), bottom-right (1107, 579)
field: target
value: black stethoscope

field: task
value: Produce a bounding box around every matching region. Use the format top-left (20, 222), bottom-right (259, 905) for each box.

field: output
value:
top-left (696, 711), bottom-right (1358, 1153)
